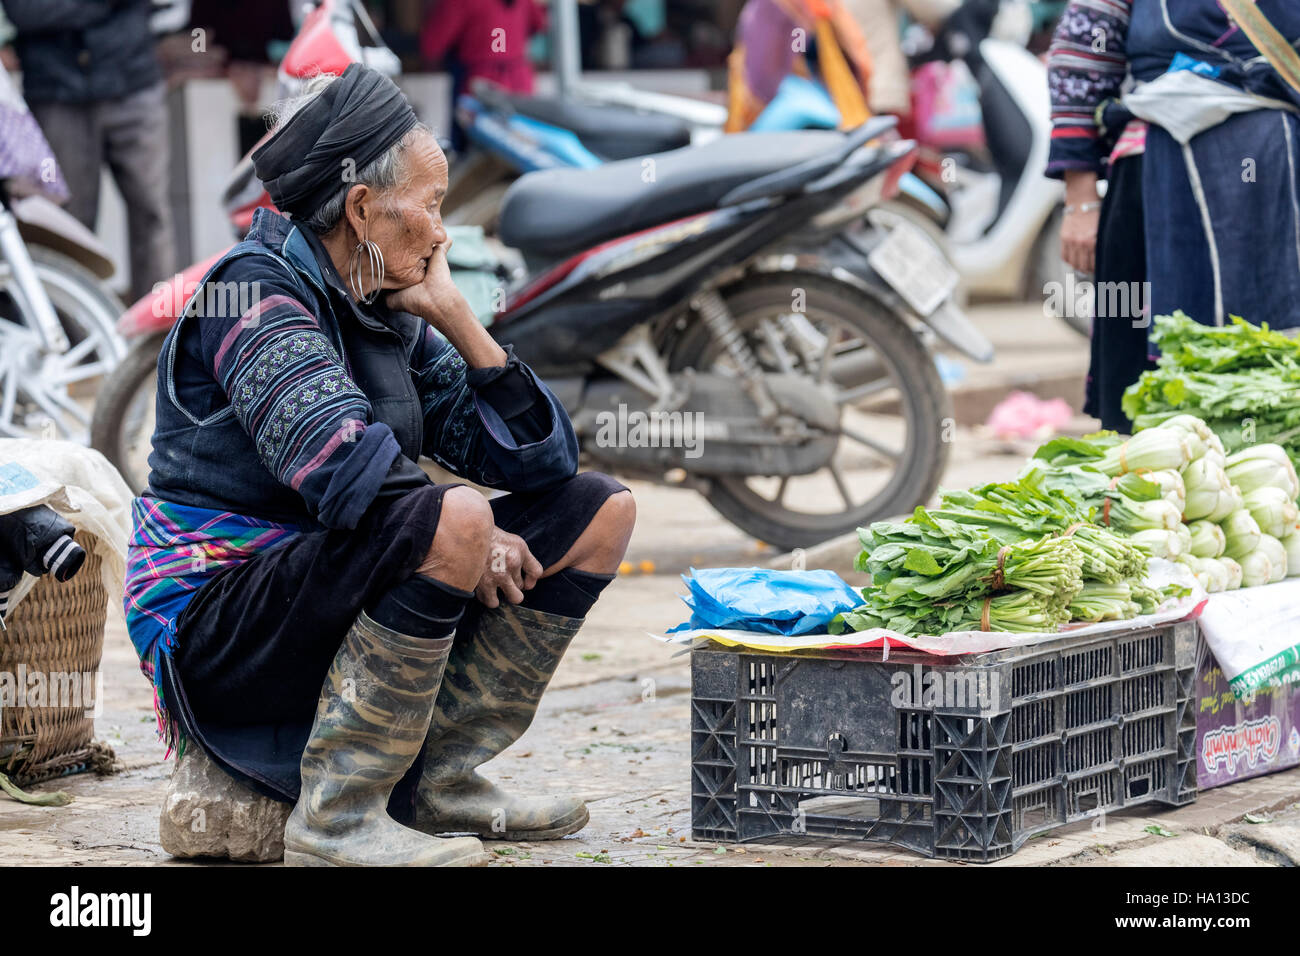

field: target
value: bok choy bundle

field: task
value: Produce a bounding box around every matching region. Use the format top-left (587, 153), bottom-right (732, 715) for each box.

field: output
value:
top-left (836, 472), bottom-right (1153, 637)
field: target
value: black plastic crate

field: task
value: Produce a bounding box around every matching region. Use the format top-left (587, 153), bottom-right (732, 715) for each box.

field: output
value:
top-left (691, 621), bottom-right (1199, 861)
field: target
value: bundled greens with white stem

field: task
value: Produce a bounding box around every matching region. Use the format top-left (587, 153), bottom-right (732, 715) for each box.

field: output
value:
top-left (837, 405), bottom-right (1300, 639)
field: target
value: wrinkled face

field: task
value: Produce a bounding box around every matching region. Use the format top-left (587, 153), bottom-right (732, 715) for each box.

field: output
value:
top-left (360, 132), bottom-right (449, 291)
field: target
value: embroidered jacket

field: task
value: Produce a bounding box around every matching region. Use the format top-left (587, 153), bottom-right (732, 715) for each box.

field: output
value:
top-left (146, 206), bottom-right (577, 526)
top-left (126, 207), bottom-right (578, 743)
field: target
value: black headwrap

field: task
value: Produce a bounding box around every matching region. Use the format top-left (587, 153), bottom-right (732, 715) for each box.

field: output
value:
top-left (252, 63), bottom-right (419, 221)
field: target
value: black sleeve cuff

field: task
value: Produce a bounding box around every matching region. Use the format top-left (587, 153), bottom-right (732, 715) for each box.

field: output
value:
top-left (466, 343), bottom-right (552, 445)
top-left (465, 344), bottom-right (535, 415)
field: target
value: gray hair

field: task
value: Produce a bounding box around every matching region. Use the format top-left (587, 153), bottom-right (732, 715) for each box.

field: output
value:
top-left (266, 73), bottom-right (432, 234)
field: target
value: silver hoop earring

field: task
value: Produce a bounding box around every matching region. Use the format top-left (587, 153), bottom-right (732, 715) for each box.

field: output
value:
top-left (348, 238), bottom-right (385, 305)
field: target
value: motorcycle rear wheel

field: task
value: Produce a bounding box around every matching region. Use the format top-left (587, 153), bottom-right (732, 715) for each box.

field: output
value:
top-left (669, 273), bottom-right (952, 551)
top-left (89, 330), bottom-right (165, 494)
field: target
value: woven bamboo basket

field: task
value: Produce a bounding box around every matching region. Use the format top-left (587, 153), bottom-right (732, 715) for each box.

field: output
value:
top-left (0, 532), bottom-right (109, 785)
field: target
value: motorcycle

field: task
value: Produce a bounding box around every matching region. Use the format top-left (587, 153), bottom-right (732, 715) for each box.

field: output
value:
top-left (477, 0), bottom-right (1075, 332)
top-left (449, 78), bottom-right (990, 366)
top-left (482, 119), bottom-right (956, 548)
top-left (443, 88), bottom-right (695, 232)
top-left (0, 67), bottom-right (126, 444)
top-left (446, 75), bottom-right (952, 247)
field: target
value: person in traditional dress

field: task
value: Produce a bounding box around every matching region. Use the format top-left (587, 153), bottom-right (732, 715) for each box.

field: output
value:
top-left (124, 65), bottom-right (635, 867)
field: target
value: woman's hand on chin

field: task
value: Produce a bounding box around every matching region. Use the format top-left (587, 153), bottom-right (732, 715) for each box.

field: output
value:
top-left (384, 240), bottom-right (463, 327)
top-left (385, 239), bottom-right (507, 369)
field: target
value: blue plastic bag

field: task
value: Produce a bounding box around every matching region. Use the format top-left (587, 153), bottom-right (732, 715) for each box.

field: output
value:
top-left (669, 567), bottom-right (864, 636)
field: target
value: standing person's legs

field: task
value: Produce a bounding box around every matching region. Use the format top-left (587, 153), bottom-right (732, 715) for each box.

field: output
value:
top-left (101, 81), bottom-right (176, 303)
top-left (1087, 154), bottom-right (1152, 432)
top-left (28, 101), bottom-right (104, 230)
top-left (1142, 125), bottom-right (1217, 325)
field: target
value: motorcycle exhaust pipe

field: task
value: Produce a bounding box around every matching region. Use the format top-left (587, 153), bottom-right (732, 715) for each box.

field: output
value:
top-left (829, 346), bottom-right (890, 397)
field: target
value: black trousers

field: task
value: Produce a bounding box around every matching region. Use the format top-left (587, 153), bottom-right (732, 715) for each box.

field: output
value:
top-left (1083, 154), bottom-right (1155, 432)
top-left (163, 471), bottom-right (626, 799)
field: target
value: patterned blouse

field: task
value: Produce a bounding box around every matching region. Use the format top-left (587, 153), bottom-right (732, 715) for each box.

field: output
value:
top-left (1045, 0), bottom-right (1144, 179)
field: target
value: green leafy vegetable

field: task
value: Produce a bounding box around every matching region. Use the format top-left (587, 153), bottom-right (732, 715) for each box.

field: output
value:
top-left (1122, 313), bottom-right (1300, 468)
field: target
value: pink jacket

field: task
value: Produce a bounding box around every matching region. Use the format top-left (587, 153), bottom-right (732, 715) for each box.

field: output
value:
top-left (420, 0), bottom-right (547, 94)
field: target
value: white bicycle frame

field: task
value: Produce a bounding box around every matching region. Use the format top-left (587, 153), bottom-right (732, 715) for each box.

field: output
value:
top-left (0, 205), bottom-right (68, 352)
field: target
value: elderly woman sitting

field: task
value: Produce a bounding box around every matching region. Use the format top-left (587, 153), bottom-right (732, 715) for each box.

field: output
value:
top-left (123, 65), bottom-right (635, 867)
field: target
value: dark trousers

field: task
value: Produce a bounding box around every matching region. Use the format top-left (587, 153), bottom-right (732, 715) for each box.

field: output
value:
top-left (165, 472), bottom-right (626, 800)
top-left (1084, 153), bottom-right (1153, 433)
top-left (31, 81), bottom-right (176, 303)
top-left (1142, 113), bottom-right (1300, 329)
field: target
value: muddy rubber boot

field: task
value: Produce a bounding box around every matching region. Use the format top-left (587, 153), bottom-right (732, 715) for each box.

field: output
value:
top-left (414, 603), bottom-right (588, 840)
top-left (283, 611), bottom-right (490, 867)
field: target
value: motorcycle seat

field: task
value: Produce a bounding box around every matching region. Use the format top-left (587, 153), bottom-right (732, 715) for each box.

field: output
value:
top-left (497, 130), bottom-right (845, 259)
top-left (500, 93), bottom-right (692, 161)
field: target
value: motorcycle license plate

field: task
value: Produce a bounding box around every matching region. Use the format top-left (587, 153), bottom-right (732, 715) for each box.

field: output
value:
top-left (867, 220), bottom-right (958, 317)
